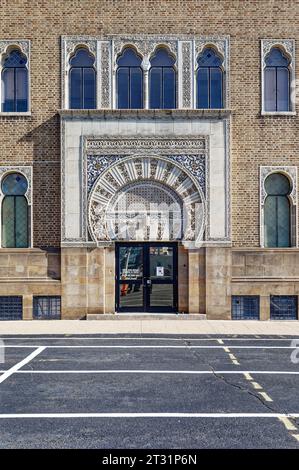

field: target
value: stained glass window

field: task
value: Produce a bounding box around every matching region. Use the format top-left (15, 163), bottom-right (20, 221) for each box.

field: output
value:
top-left (264, 47), bottom-right (290, 112)
top-left (117, 48), bottom-right (143, 109)
top-left (1, 173), bottom-right (29, 248)
top-left (264, 173), bottom-right (291, 247)
top-left (69, 48), bottom-right (96, 109)
top-left (1, 49), bottom-right (28, 112)
top-left (197, 48), bottom-right (223, 109)
top-left (149, 48), bottom-right (176, 109)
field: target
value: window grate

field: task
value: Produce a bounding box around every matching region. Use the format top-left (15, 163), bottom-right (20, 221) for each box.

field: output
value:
top-left (33, 296), bottom-right (61, 320)
top-left (232, 296), bottom-right (260, 320)
top-left (0, 296), bottom-right (22, 320)
top-left (270, 295), bottom-right (298, 320)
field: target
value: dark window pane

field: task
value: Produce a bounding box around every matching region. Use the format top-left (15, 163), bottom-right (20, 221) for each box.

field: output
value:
top-left (277, 196), bottom-right (290, 247)
top-left (277, 67), bottom-right (289, 111)
top-left (265, 47), bottom-right (290, 67)
top-left (2, 196), bottom-right (15, 247)
top-left (3, 49), bottom-right (27, 67)
top-left (117, 67), bottom-right (129, 108)
top-left (2, 68), bottom-right (15, 112)
top-left (210, 68), bottom-right (222, 108)
top-left (83, 68), bottom-right (96, 109)
top-left (197, 68), bottom-right (209, 108)
top-left (2, 173), bottom-right (28, 196)
top-left (16, 68), bottom-right (28, 112)
top-left (150, 47), bottom-right (175, 67)
top-left (130, 67), bottom-right (143, 108)
top-left (70, 68), bottom-right (82, 109)
top-left (197, 48), bottom-right (223, 67)
top-left (15, 196), bottom-right (28, 248)
top-left (70, 48), bottom-right (95, 67)
top-left (265, 173), bottom-right (290, 195)
top-left (117, 48), bottom-right (142, 66)
top-left (163, 67), bottom-right (176, 108)
top-left (149, 67), bottom-right (162, 108)
top-left (264, 68), bottom-right (276, 111)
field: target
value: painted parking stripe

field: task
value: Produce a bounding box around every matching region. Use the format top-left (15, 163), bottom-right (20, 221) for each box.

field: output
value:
top-left (0, 347), bottom-right (45, 384)
top-left (2, 345), bottom-right (298, 349)
top-left (0, 412), bottom-right (298, 419)
top-left (0, 369), bottom-right (299, 375)
top-left (2, 337), bottom-right (298, 341)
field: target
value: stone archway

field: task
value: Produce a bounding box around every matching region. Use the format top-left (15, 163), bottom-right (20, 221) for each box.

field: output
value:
top-left (88, 156), bottom-right (205, 243)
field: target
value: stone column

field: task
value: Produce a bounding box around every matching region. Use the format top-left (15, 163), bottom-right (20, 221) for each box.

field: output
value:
top-left (104, 245), bottom-right (115, 313)
top-left (188, 247), bottom-right (205, 314)
top-left (260, 295), bottom-right (270, 320)
top-left (178, 244), bottom-right (188, 313)
top-left (23, 294), bottom-right (33, 320)
top-left (205, 247), bottom-right (231, 319)
top-left (61, 247), bottom-right (88, 318)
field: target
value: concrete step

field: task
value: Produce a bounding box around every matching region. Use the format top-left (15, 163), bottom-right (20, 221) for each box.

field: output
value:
top-left (86, 313), bottom-right (207, 320)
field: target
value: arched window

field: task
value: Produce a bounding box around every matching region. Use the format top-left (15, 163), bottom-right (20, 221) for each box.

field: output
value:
top-left (149, 47), bottom-right (176, 109)
top-left (196, 47), bottom-right (223, 109)
top-left (1, 173), bottom-right (29, 248)
top-left (264, 47), bottom-right (290, 112)
top-left (264, 173), bottom-right (291, 247)
top-left (117, 47), bottom-right (143, 109)
top-left (1, 49), bottom-right (28, 112)
top-left (69, 48), bottom-right (96, 109)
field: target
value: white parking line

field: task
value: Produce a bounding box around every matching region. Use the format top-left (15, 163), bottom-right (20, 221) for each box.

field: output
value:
top-left (2, 337), bottom-right (298, 341)
top-left (0, 412), bottom-right (298, 419)
top-left (0, 369), bottom-right (298, 375)
top-left (0, 347), bottom-right (45, 384)
top-left (2, 345), bottom-right (297, 349)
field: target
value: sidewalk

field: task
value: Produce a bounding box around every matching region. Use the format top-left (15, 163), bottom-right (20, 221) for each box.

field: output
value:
top-left (1, 318), bottom-right (299, 335)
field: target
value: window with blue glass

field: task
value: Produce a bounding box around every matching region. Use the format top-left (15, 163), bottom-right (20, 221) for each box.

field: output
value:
top-left (264, 47), bottom-right (290, 112)
top-left (117, 48), bottom-right (143, 109)
top-left (69, 48), bottom-right (96, 109)
top-left (149, 47), bottom-right (176, 109)
top-left (1, 49), bottom-right (28, 112)
top-left (196, 47), bottom-right (223, 109)
top-left (264, 173), bottom-right (291, 248)
top-left (1, 173), bottom-right (29, 248)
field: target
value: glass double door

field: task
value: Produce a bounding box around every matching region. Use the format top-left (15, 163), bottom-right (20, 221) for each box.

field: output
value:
top-left (116, 242), bottom-right (178, 313)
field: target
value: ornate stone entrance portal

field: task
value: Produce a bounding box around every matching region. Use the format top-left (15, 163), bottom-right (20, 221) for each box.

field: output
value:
top-left (88, 155), bottom-right (206, 244)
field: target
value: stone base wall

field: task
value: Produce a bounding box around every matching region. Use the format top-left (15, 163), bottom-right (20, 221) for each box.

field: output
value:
top-left (1, 245), bottom-right (299, 320)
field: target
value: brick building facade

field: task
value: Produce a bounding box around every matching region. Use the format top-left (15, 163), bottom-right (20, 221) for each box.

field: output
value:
top-left (0, 0), bottom-right (298, 320)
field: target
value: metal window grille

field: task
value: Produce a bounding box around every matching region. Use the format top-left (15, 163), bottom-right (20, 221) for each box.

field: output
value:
top-left (33, 296), bottom-right (61, 320)
top-left (270, 295), bottom-right (298, 320)
top-left (0, 296), bottom-right (22, 320)
top-left (232, 296), bottom-right (260, 320)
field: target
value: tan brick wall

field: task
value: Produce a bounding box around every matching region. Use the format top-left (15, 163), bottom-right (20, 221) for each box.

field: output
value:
top-left (0, 0), bottom-right (298, 249)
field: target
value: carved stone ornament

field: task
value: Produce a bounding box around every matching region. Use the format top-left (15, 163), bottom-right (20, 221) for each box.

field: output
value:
top-left (261, 39), bottom-right (295, 67)
top-left (0, 39), bottom-right (30, 57)
top-left (85, 137), bottom-right (207, 244)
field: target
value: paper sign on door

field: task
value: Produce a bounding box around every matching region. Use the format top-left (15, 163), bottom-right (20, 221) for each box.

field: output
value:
top-left (156, 266), bottom-right (164, 277)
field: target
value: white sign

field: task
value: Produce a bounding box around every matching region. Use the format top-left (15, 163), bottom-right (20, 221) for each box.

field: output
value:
top-left (156, 266), bottom-right (164, 277)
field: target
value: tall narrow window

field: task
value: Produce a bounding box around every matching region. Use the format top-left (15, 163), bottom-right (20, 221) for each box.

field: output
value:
top-left (1, 49), bottom-right (28, 112)
top-left (117, 48), bottom-right (143, 109)
top-left (69, 48), bottom-right (96, 109)
top-left (196, 47), bottom-right (223, 109)
top-left (149, 47), bottom-right (176, 109)
top-left (264, 173), bottom-right (291, 247)
top-left (264, 47), bottom-right (290, 112)
top-left (1, 173), bottom-right (29, 248)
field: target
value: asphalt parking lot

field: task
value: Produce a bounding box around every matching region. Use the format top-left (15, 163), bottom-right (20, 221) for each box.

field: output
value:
top-left (0, 334), bottom-right (299, 449)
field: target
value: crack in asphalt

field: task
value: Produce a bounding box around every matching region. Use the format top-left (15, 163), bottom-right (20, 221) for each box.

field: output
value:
top-left (183, 338), bottom-right (299, 432)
